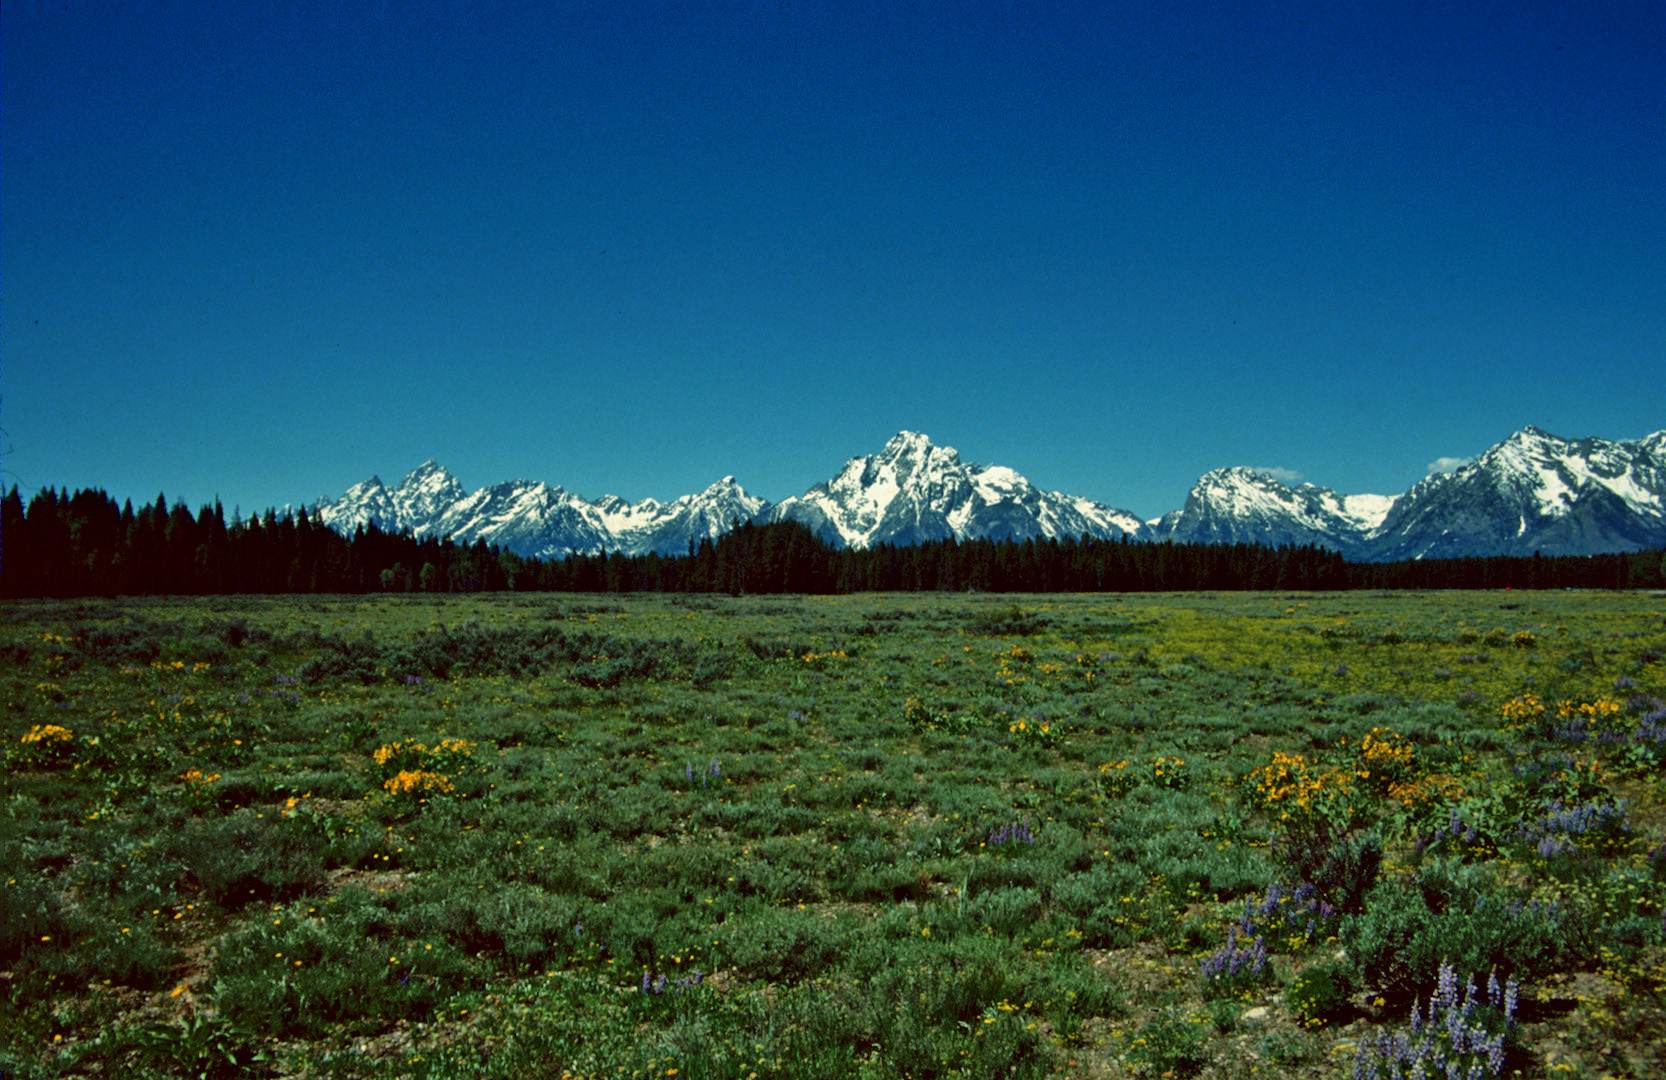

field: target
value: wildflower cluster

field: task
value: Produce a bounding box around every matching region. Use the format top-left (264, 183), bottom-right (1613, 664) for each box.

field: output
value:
top-left (373, 738), bottom-right (476, 801)
top-left (1005, 711), bottom-right (1058, 746)
top-left (14, 723), bottom-right (76, 768)
top-left (683, 758), bottom-right (721, 788)
top-left (1557, 696), bottom-right (1625, 723)
top-left (383, 770), bottom-right (456, 798)
top-left (1383, 771), bottom-right (1468, 809)
top-left (986, 820), bottom-right (1035, 853)
top-left (797, 649), bottom-right (847, 671)
top-left (1237, 881), bottom-right (1340, 952)
top-left (640, 968), bottom-right (704, 995)
top-left (266, 673), bottom-right (302, 708)
top-left (1146, 754), bottom-right (1189, 790)
top-left (1099, 759), bottom-right (1135, 798)
top-left (1353, 728), bottom-right (1418, 794)
top-left (902, 696), bottom-right (942, 729)
top-left (1198, 926), bottom-right (1268, 997)
top-left (180, 766), bottom-right (222, 809)
top-left (19, 723), bottom-right (74, 747)
top-left (1499, 692), bottom-right (1545, 731)
top-left (1502, 692), bottom-right (1653, 750)
top-left (373, 738), bottom-right (476, 773)
top-left (994, 645), bottom-right (1031, 687)
top-left (1518, 798), bottom-right (1632, 858)
top-left (1248, 750), bottom-right (1357, 838)
top-left (151, 659), bottom-right (213, 674)
top-left (1352, 961), bottom-right (1518, 1080)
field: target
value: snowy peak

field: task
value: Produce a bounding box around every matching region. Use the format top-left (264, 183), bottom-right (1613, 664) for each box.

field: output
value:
top-left (1156, 468), bottom-right (1394, 555)
top-left (313, 462), bottom-right (771, 560)
top-left (769, 431), bottom-right (1148, 549)
top-left (1156, 425), bottom-right (1666, 560)
top-left (308, 424), bottom-right (1666, 564)
top-left (1368, 425), bottom-right (1666, 560)
top-left (392, 460), bottom-right (467, 524)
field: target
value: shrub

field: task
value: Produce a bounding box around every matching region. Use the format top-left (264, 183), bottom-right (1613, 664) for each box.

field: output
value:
top-left (722, 905), bottom-right (854, 984)
top-left (93, 1014), bottom-right (272, 1080)
top-left (1344, 881), bottom-right (1576, 996)
top-left (211, 893), bottom-right (476, 1038)
top-left (182, 811), bottom-right (326, 907)
top-left (1246, 750), bottom-right (1361, 858)
top-left (965, 886), bottom-right (1045, 937)
top-left (1287, 958), bottom-right (1357, 1027)
top-left (1127, 1005), bottom-right (1211, 1077)
top-left (966, 603), bottom-right (1048, 637)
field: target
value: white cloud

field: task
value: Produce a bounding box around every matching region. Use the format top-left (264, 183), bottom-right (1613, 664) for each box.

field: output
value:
top-left (1427, 456), bottom-right (1473, 475)
top-left (1250, 467), bottom-right (1304, 485)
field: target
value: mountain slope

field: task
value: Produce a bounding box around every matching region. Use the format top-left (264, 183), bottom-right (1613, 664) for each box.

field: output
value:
top-left (1153, 468), bottom-right (1393, 557)
top-left (309, 426), bottom-right (1666, 562)
top-left (313, 465), bottom-right (768, 559)
top-left (1367, 427), bottom-right (1666, 560)
top-left (764, 432), bottom-right (1149, 548)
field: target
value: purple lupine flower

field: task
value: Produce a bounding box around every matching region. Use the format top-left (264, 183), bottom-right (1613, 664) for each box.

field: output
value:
top-left (1200, 928), bottom-right (1266, 982)
top-left (1358, 962), bottom-right (1519, 1080)
top-left (1437, 960), bottom-right (1459, 1007)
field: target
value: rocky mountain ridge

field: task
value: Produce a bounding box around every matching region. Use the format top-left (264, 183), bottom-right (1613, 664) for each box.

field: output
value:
top-left (310, 426), bottom-right (1666, 561)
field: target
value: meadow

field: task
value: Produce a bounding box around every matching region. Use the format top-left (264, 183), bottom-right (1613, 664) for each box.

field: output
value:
top-left (2, 589), bottom-right (1664, 1079)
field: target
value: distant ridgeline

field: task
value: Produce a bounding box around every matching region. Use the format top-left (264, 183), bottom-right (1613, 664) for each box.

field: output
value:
top-left (4, 486), bottom-right (1664, 597)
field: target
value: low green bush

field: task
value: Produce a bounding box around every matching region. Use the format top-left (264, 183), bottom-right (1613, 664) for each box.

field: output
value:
top-left (181, 810), bottom-right (327, 907)
top-left (1344, 881), bottom-right (1579, 997)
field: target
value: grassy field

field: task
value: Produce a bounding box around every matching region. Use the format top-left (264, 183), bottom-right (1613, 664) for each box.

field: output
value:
top-left (3, 590), bottom-right (1664, 1079)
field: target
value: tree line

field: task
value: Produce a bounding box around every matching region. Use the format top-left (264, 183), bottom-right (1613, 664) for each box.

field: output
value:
top-left (4, 485), bottom-right (1664, 598)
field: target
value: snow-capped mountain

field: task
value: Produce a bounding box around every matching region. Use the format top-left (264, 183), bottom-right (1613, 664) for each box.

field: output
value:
top-left (309, 426), bottom-right (1666, 563)
top-left (312, 464), bottom-right (766, 559)
top-left (1367, 426), bottom-right (1666, 560)
top-left (318, 461), bottom-right (468, 538)
top-left (763, 432), bottom-right (1149, 548)
top-left (1152, 427), bottom-right (1666, 559)
top-left (1153, 468), bottom-right (1393, 558)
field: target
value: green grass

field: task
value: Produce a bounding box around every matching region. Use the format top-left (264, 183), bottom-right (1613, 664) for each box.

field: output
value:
top-left (3, 590), bottom-right (1665, 1078)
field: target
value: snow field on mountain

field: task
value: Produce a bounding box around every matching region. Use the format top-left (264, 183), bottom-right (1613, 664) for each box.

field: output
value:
top-left (312, 426), bottom-right (1666, 564)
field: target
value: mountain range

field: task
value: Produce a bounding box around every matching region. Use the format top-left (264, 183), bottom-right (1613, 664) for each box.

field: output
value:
top-left (310, 426), bottom-right (1666, 562)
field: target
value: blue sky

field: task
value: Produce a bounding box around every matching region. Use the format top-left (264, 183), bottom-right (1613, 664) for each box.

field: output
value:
top-left (5, 1), bottom-right (1662, 520)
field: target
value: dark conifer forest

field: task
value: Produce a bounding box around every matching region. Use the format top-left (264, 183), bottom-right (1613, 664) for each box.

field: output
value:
top-left (4, 485), bottom-right (1664, 598)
